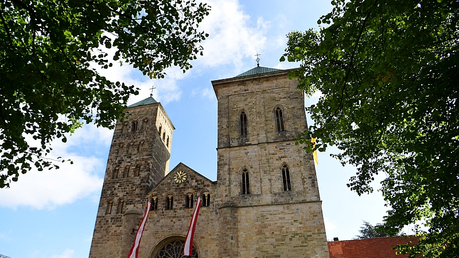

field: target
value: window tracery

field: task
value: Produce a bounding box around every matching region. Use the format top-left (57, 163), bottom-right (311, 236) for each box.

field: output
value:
top-left (156, 240), bottom-right (198, 258)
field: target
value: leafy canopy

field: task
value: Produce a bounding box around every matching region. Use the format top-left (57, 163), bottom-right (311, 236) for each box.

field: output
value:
top-left (356, 221), bottom-right (399, 239)
top-left (282, 0), bottom-right (458, 257)
top-left (0, 0), bottom-right (210, 188)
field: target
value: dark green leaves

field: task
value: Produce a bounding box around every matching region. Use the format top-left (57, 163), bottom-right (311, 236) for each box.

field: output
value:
top-left (282, 0), bottom-right (458, 257)
top-left (0, 0), bottom-right (210, 188)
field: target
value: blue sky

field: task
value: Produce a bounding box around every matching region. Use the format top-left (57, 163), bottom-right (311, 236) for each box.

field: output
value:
top-left (0, 1), bottom-right (391, 257)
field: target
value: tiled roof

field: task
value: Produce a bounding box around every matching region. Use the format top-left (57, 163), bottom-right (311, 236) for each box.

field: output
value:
top-left (235, 66), bottom-right (282, 77)
top-left (328, 236), bottom-right (420, 258)
top-left (128, 96), bottom-right (158, 108)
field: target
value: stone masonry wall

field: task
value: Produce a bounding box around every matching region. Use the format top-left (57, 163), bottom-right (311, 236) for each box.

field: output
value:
top-left (212, 70), bottom-right (329, 257)
top-left (138, 163), bottom-right (218, 258)
top-left (90, 102), bottom-right (174, 258)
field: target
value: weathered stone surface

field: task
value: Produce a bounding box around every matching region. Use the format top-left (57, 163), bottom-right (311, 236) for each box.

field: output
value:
top-left (90, 69), bottom-right (329, 258)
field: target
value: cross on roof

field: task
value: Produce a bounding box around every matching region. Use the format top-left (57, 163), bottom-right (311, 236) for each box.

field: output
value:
top-left (149, 85), bottom-right (156, 97)
top-left (255, 53), bottom-right (261, 67)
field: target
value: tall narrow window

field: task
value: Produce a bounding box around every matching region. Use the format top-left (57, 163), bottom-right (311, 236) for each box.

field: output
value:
top-left (150, 197), bottom-right (158, 211)
top-left (276, 107), bottom-right (285, 132)
top-left (117, 199), bottom-right (124, 214)
top-left (240, 112), bottom-right (248, 137)
top-left (158, 125), bottom-right (162, 135)
top-left (135, 165), bottom-right (141, 177)
top-left (242, 169), bottom-right (250, 194)
top-left (166, 136), bottom-right (170, 147)
top-left (131, 121), bottom-right (138, 132)
top-left (202, 193), bottom-right (210, 207)
top-left (185, 194), bottom-right (194, 208)
top-left (166, 196), bottom-right (173, 210)
top-left (106, 201), bottom-right (113, 215)
top-left (123, 165), bottom-right (130, 178)
top-left (163, 132), bottom-right (166, 141)
top-left (112, 168), bottom-right (119, 179)
top-left (282, 165), bottom-right (291, 191)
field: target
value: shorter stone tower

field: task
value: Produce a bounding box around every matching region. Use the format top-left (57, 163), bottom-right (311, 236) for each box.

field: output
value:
top-left (89, 96), bottom-right (174, 258)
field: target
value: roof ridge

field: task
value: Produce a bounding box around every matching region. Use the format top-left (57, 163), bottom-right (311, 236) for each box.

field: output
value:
top-left (235, 66), bottom-right (282, 78)
top-left (128, 96), bottom-right (158, 108)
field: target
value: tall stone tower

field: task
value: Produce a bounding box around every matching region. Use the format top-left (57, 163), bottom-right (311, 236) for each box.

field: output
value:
top-left (89, 96), bottom-right (174, 258)
top-left (212, 66), bottom-right (329, 257)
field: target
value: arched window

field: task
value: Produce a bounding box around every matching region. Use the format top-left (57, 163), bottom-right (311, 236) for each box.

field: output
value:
top-left (166, 136), bottom-right (170, 147)
top-left (117, 199), bottom-right (124, 214)
top-left (131, 121), bottom-right (138, 132)
top-left (241, 169), bottom-right (250, 195)
top-left (150, 197), bottom-right (158, 211)
top-left (185, 194), bottom-right (194, 208)
top-left (282, 165), bottom-right (291, 191)
top-left (158, 125), bottom-right (162, 135)
top-left (276, 107), bottom-right (285, 132)
top-left (112, 168), bottom-right (119, 179)
top-left (143, 118), bottom-right (148, 130)
top-left (155, 239), bottom-right (198, 258)
top-left (165, 196), bottom-right (174, 210)
top-left (240, 112), bottom-right (247, 137)
top-left (135, 164), bottom-right (141, 176)
top-left (118, 143), bottom-right (124, 154)
top-left (106, 201), bottom-right (113, 215)
top-left (202, 193), bottom-right (210, 207)
top-left (123, 165), bottom-right (130, 178)
top-left (163, 132), bottom-right (166, 141)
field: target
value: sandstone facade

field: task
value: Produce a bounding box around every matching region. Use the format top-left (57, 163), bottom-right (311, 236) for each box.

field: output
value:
top-left (89, 67), bottom-right (329, 258)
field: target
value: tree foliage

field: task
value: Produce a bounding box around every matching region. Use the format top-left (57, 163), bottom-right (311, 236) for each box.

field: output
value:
top-left (282, 0), bottom-right (458, 257)
top-left (356, 221), bottom-right (398, 239)
top-left (0, 0), bottom-right (210, 188)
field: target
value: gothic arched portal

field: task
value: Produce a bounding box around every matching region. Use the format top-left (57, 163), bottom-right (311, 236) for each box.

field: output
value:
top-left (151, 237), bottom-right (198, 258)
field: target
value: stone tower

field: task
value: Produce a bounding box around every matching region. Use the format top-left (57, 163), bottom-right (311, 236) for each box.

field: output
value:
top-left (212, 66), bottom-right (329, 257)
top-left (89, 66), bottom-right (329, 258)
top-left (89, 96), bottom-right (174, 258)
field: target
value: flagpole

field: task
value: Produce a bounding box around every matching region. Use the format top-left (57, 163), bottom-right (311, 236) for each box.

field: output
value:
top-left (184, 196), bottom-right (202, 256)
top-left (127, 201), bottom-right (151, 258)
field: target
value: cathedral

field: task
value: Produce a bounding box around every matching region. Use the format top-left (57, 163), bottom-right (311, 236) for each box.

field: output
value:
top-left (89, 66), bottom-right (330, 258)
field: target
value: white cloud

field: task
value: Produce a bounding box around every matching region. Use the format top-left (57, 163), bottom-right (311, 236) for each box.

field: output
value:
top-left (201, 88), bottom-right (215, 99)
top-left (197, 0), bottom-right (268, 68)
top-left (50, 249), bottom-right (74, 258)
top-left (79, 0), bottom-right (271, 105)
top-left (0, 155), bottom-right (103, 210)
top-left (0, 124), bottom-right (107, 210)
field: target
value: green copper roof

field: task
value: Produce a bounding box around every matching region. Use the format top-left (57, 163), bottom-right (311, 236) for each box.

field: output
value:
top-left (128, 96), bottom-right (158, 108)
top-left (235, 66), bottom-right (282, 77)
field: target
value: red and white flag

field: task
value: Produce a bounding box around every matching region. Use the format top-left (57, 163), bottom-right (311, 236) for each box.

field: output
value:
top-left (127, 201), bottom-right (151, 258)
top-left (184, 196), bottom-right (202, 256)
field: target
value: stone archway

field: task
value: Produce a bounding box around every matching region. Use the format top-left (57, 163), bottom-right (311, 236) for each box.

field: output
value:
top-left (151, 237), bottom-right (198, 258)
